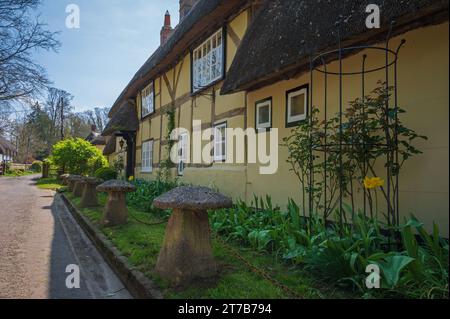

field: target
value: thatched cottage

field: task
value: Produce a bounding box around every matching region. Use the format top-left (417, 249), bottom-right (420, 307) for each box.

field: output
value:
top-left (103, 0), bottom-right (449, 235)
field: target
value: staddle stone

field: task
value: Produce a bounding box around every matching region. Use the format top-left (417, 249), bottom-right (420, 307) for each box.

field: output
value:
top-left (153, 186), bottom-right (233, 286)
top-left (97, 180), bottom-right (136, 227)
top-left (80, 177), bottom-right (103, 208)
top-left (73, 177), bottom-right (86, 197)
top-left (67, 175), bottom-right (82, 192)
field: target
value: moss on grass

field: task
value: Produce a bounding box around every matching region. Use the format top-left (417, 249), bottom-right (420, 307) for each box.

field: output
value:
top-left (64, 192), bottom-right (355, 299)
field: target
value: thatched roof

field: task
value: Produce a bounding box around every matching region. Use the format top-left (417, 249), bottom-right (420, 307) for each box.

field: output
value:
top-left (91, 135), bottom-right (107, 146)
top-left (222, 0), bottom-right (449, 94)
top-left (108, 0), bottom-right (246, 117)
top-left (0, 136), bottom-right (16, 156)
top-left (102, 101), bottom-right (139, 137)
top-left (86, 131), bottom-right (98, 142)
top-left (103, 136), bottom-right (117, 156)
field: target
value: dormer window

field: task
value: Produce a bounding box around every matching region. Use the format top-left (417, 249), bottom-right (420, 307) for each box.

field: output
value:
top-left (192, 29), bottom-right (224, 93)
top-left (141, 82), bottom-right (155, 118)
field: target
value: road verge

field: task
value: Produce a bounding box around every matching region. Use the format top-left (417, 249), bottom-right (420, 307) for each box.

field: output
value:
top-left (59, 193), bottom-right (163, 299)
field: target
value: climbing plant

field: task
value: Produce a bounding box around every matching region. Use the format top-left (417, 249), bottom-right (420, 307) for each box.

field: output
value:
top-left (283, 82), bottom-right (427, 225)
top-left (158, 107), bottom-right (176, 182)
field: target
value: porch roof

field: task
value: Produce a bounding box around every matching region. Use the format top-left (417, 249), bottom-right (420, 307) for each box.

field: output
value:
top-left (103, 136), bottom-right (117, 156)
top-left (102, 101), bottom-right (139, 137)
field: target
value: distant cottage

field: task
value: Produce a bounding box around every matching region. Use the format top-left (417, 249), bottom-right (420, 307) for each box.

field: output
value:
top-left (0, 136), bottom-right (16, 174)
top-left (86, 124), bottom-right (107, 152)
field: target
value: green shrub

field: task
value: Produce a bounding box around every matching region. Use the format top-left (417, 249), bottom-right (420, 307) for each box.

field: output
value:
top-left (49, 138), bottom-right (107, 175)
top-left (94, 167), bottom-right (117, 181)
top-left (30, 161), bottom-right (43, 172)
top-left (127, 179), bottom-right (178, 214)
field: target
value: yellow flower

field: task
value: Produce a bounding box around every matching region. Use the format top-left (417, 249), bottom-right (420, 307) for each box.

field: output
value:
top-left (128, 176), bottom-right (134, 181)
top-left (364, 177), bottom-right (384, 189)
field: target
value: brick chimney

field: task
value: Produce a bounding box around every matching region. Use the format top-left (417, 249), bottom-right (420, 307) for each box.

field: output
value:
top-left (180, 0), bottom-right (198, 20)
top-left (160, 10), bottom-right (173, 45)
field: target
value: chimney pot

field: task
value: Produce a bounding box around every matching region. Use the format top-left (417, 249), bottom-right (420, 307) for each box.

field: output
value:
top-left (160, 10), bottom-right (173, 45)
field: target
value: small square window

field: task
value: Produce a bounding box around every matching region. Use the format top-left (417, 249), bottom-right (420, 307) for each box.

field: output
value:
top-left (255, 98), bottom-right (272, 131)
top-left (286, 85), bottom-right (308, 127)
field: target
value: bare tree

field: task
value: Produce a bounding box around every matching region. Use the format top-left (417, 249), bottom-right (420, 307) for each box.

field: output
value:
top-left (84, 107), bottom-right (109, 132)
top-left (0, 104), bottom-right (12, 135)
top-left (65, 112), bottom-right (91, 139)
top-left (0, 0), bottom-right (60, 109)
top-left (44, 87), bottom-right (73, 140)
top-left (94, 107), bottom-right (109, 132)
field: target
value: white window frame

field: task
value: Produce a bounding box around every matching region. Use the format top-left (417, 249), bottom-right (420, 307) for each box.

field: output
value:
top-left (141, 83), bottom-right (155, 118)
top-left (287, 86), bottom-right (308, 125)
top-left (141, 140), bottom-right (153, 173)
top-left (177, 133), bottom-right (188, 176)
top-left (192, 29), bottom-right (224, 93)
top-left (256, 98), bottom-right (272, 130)
top-left (213, 122), bottom-right (227, 162)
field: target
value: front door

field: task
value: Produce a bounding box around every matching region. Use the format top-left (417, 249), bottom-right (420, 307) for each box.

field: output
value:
top-left (123, 132), bottom-right (136, 179)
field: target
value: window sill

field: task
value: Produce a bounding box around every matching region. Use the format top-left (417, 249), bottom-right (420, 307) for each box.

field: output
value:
top-left (286, 119), bottom-right (307, 128)
top-left (141, 111), bottom-right (156, 122)
top-left (256, 127), bottom-right (272, 134)
top-left (191, 76), bottom-right (224, 97)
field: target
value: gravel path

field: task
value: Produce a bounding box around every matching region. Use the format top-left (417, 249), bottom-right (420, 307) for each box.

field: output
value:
top-left (0, 175), bottom-right (131, 299)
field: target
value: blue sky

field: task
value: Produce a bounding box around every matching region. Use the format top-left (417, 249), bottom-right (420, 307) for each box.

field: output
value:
top-left (33, 0), bottom-right (179, 112)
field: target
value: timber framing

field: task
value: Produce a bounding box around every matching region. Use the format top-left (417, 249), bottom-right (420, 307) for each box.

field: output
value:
top-left (109, 0), bottom-right (250, 118)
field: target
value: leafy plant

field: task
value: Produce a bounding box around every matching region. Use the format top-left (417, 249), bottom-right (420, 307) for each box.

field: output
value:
top-left (94, 167), bottom-right (117, 181)
top-left (211, 196), bottom-right (449, 299)
top-left (49, 138), bottom-right (107, 175)
top-left (126, 179), bottom-right (178, 214)
top-left (158, 108), bottom-right (176, 182)
top-left (283, 83), bottom-right (427, 225)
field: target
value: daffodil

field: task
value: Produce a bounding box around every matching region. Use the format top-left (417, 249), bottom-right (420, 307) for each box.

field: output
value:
top-left (128, 176), bottom-right (134, 181)
top-left (364, 176), bottom-right (384, 189)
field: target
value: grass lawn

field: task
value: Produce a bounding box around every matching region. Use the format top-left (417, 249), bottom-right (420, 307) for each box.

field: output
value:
top-left (63, 191), bottom-right (356, 299)
top-left (35, 177), bottom-right (65, 190)
top-left (1, 170), bottom-right (36, 178)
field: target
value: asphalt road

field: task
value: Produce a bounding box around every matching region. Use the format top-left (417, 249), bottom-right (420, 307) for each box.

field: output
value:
top-left (0, 175), bottom-right (132, 299)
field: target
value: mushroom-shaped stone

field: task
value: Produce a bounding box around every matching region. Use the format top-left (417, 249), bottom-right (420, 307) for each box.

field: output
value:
top-left (96, 180), bottom-right (136, 227)
top-left (80, 177), bottom-right (103, 208)
top-left (66, 175), bottom-right (82, 192)
top-left (153, 186), bottom-right (233, 286)
top-left (72, 177), bottom-right (86, 197)
top-left (60, 174), bottom-right (71, 185)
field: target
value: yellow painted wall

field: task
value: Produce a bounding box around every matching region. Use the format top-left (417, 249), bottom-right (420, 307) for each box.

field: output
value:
top-left (246, 22), bottom-right (449, 236)
top-left (133, 10), bottom-right (250, 192)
